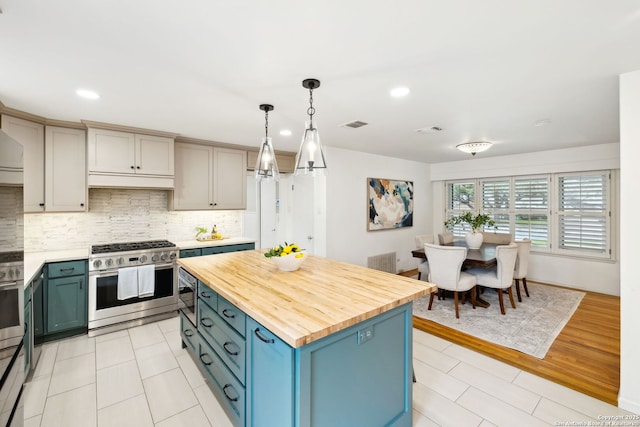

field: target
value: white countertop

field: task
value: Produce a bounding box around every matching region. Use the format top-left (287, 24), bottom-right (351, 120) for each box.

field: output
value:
top-left (23, 237), bottom-right (256, 288)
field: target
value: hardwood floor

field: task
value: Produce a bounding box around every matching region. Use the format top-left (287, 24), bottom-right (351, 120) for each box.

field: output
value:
top-left (404, 271), bottom-right (621, 405)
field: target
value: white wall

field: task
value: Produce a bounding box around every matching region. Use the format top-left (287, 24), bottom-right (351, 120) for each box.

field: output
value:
top-left (429, 143), bottom-right (621, 295)
top-left (618, 70), bottom-right (640, 413)
top-left (325, 147), bottom-right (432, 273)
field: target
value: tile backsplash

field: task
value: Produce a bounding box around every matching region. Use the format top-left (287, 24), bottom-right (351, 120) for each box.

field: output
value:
top-left (0, 186), bottom-right (24, 251)
top-left (24, 188), bottom-right (243, 252)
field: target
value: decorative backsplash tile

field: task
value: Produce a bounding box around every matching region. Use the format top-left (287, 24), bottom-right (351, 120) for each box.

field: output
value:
top-left (25, 188), bottom-right (242, 252)
top-left (0, 186), bottom-right (24, 251)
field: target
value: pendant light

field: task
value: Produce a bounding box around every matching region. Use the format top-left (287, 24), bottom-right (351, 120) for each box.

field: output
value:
top-left (295, 78), bottom-right (327, 175)
top-left (255, 104), bottom-right (280, 181)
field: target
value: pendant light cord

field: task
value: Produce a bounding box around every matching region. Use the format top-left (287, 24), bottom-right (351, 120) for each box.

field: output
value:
top-left (307, 87), bottom-right (315, 128)
top-left (264, 109), bottom-right (269, 138)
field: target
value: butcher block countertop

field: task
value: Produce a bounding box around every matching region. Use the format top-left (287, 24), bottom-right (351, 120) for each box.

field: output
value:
top-left (178, 250), bottom-right (435, 348)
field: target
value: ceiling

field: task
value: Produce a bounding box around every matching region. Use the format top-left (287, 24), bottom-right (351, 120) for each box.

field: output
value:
top-left (1, 1), bottom-right (639, 163)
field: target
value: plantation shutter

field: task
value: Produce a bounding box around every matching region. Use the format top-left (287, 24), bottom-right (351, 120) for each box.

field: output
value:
top-left (481, 179), bottom-right (510, 232)
top-left (514, 177), bottom-right (549, 248)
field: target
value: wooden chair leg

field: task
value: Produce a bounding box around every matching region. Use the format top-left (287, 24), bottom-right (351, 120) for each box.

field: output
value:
top-left (428, 292), bottom-right (435, 310)
top-left (412, 366), bottom-right (416, 383)
top-left (507, 286), bottom-right (516, 309)
top-left (497, 289), bottom-right (506, 315)
top-left (515, 278), bottom-right (522, 302)
top-left (461, 291), bottom-right (466, 305)
top-left (453, 291), bottom-right (460, 319)
top-left (417, 272), bottom-right (422, 280)
top-left (523, 277), bottom-right (530, 297)
top-left (470, 286), bottom-right (476, 309)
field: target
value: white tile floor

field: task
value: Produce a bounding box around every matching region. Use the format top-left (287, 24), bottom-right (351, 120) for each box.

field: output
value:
top-left (23, 316), bottom-right (636, 427)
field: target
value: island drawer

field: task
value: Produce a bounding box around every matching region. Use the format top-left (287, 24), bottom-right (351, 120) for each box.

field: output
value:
top-left (198, 282), bottom-right (218, 311)
top-left (47, 260), bottom-right (86, 278)
top-left (180, 248), bottom-right (202, 258)
top-left (180, 312), bottom-right (198, 354)
top-left (218, 297), bottom-right (246, 337)
top-left (198, 302), bottom-right (246, 384)
top-left (199, 339), bottom-right (245, 427)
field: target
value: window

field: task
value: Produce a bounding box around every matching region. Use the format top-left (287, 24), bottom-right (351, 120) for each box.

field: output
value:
top-left (444, 170), bottom-right (611, 259)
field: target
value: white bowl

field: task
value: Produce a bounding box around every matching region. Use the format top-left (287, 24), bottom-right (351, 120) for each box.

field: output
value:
top-left (272, 252), bottom-right (306, 272)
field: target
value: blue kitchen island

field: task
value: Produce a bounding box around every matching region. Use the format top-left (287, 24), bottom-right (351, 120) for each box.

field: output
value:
top-left (178, 250), bottom-right (434, 427)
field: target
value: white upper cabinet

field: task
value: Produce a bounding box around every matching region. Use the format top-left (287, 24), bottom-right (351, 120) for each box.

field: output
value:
top-left (173, 143), bottom-right (246, 210)
top-left (45, 126), bottom-right (87, 212)
top-left (1, 115), bottom-right (45, 211)
top-left (87, 128), bottom-right (174, 188)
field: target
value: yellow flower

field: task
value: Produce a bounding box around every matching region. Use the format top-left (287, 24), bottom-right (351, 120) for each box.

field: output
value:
top-left (295, 253), bottom-right (304, 258)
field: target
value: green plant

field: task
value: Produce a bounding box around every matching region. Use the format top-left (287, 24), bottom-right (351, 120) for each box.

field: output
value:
top-left (264, 242), bottom-right (304, 258)
top-left (444, 212), bottom-right (497, 233)
top-left (195, 227), bottom-right (208, 238)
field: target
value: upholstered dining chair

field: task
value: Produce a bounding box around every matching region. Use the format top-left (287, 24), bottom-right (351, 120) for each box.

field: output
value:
top-left (481, 231), bottom-right (513, 244)
top-left (466, 243), bottom-right (518, 315)
top-left (424, 243), bottom-right (476, 318)
top-left (414, 234), bottom-right (434, 280)
top-left (514, 239), bottom-right (531, 302)
top-left (437, 232), bottom-right (454, 245)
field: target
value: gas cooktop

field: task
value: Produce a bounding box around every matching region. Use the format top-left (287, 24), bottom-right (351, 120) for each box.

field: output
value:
top-left (0, 251), bottom-right (24, 264)
top-left (91, 240), bottom-right (176, 255)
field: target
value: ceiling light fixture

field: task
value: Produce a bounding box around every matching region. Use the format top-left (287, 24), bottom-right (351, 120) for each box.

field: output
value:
top-left (456, 141), bottom-right (493, 156)
top-left (76, 89), bottom-right (100, 100)
top-left (295, 78), bottom-right (327, 176)
top-left (255, 104), bottom-right (279, 181)
top-left (390, 86), bottom-right (410, 97)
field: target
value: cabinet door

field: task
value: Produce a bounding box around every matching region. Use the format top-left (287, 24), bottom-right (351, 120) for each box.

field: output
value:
top-left (33, 272), bottom-right (44, 338)
top-left (174, 143), bottom-right (213, 210)
top-left (87, 129), bottom-right (136, 174)
top-left (213, 147), bottom-right (246, 210)
top-left (2, 115), bottom-right (45, 211)
top-left (24, 299), bottom-right (31, 374)
top-left (246, 318), bottom-right (294, 427)
top-left (46, 275), bottom-right (87, 333)
top-left (45, 127), bottom-right (87, 212)
top-left (135, 134), bottom-right (174, 176)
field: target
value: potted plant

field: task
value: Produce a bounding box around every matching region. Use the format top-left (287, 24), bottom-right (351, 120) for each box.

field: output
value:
top-left (444, 212), bottom-right (496, 249)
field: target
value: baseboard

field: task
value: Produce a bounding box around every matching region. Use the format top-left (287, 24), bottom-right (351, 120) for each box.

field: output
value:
top-left (618, 395), bottom-right (640, 414)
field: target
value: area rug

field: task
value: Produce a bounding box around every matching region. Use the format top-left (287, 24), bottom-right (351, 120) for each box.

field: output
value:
top-left (412, 282), bottom-right (585, 359)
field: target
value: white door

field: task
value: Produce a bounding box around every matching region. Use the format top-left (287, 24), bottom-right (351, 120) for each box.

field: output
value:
top-left (260, 179), bottom-right (278, 251)
top-left (292, 174), bottom-right (316, 254)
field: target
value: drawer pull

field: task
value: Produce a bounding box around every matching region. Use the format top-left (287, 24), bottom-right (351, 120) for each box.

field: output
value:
top-left (200, 317), bottom-right (214, 328)
top-left (223, 384), bottom-right (239, 402)
top-left (200, 292), bottom-right (211, 299)
top-left (59, 268), bottom-right (75, 273)
top-left (254, 328), bottom-right (274, 344)
top-left (184, 329), bottom-right (194, 337)
top-left (223, 341), bottom-right (239, 356)
top-left (199, 353), bottom-right (213, 366)
top-left (222, 309), bottom-right (235, 319)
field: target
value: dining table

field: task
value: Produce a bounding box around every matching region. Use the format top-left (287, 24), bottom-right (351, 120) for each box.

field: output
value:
top-left (411, 241), bottom-right (499, 307)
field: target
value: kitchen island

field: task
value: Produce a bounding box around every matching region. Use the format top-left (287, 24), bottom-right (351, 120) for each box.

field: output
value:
top-left (178, 250), bottom-right (435, 427)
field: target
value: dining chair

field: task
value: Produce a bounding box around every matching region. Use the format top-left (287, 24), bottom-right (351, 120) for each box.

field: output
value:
top-left (466, 243), bottom-right (518, 315)
top-left (437, 232), bottom-right (454, 245)
top-left (424, 243), bottom-right (476, 318)
top-left (481, 231), bottom-right (513, 244)
top-left (414, 234), bottom-right (434, 280)
top-left (514, 239), bottom-right (531, 302)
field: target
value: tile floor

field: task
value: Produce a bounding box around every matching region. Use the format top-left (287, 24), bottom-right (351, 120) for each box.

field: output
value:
top-left (23, 316), bottom-right (636, 427)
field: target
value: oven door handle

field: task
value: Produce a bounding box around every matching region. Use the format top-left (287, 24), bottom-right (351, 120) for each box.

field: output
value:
top-left (0, 281), bottom-right (19, 289)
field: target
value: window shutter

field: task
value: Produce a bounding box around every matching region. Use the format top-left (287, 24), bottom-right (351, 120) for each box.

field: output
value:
top-left (514, 177), bottom-right (549, 247)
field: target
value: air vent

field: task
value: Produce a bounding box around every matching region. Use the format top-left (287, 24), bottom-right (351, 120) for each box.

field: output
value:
top-left (415, 126), bottom-right (443, 134)
top-left (341, 120), bottom-right (368, 129)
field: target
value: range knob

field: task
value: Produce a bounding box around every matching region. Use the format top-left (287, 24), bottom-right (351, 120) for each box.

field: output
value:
top-left (169, 252), bottom-right (177, 260)
top-left (105, 259), bottom-right (114, 267)
top-left (8, 269), bottom-right (14, 278)
top-left (93, 259), bottom-right (103, 268)
top-left (160, 253), bottom-right (167, 261)
top-left (139, 255), bottom-right (148, 263)
top-left (117, 257), bottom-right (125, 265)
top-left (151, 254), bottom-right (159, 262)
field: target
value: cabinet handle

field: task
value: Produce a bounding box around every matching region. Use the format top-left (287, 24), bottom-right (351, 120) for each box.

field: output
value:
top-left (222, 309), bottom-right (235, 319)
top-left (200, 291), bottom-right (210, 299)
top-left (223, 341), bottom-right (239, 356)
top-left (254, 328), bottom-right (274, 344)
top-left (209, 203), bottom-right (213, 206)
top-left (59, 268), bottom-right (75, 273)
top-left (223, 384), bottom-right (239, 402)
top-left (200, 317), bottom-right (213, 328)
top-left (136, 166), bottom-right (140, 169)
top-left (199, 353), bottom-right (213, 366)
top-left (80, 203), bottom-right (84, 207)
top-left (39, 203), bottom-right (44, 207)
top-left (131, 166), bottom-right (135, 169)
top-left (79, 279), bottom-right (83, 290)
top-left (184, 329), bottom-right (194, 337)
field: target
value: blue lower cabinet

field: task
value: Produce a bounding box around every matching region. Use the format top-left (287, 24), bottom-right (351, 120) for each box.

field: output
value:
top-left (179, 312), bottom-right (198, 353)
top-left (46, 274), bottom-right (87, 333)
top-left (179, 248), bottom-right (202, 258)
top-left (202, 243), bottom-right (255, 256)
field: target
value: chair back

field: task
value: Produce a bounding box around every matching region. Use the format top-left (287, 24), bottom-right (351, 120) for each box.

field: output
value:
top-left (514, 239), bottom-right (531, 279)
top-left (437, 232), bottom-right (454, 245)
top-left (414, 234), bottom-right (434, 249)
top-left (495, 243), bottom-right (518, 287)
top-left (424, 243), bottom-right (466, 291)
top-left (481, 232), bottom-right (513, 244)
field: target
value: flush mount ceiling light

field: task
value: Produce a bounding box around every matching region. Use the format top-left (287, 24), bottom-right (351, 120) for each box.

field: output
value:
top-left (254, 104), bottom-right (279, 181)
top-left (76, 89), bottom-right (100, 99)
top-left (390, 86), bottom-right (410, 97)
top-left (456, 141), bottom-right (493, 156)
top-left (295, 78), bottom-right (327, 176)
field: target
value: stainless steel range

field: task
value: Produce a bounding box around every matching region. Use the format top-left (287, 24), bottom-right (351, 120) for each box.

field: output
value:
top-left (88, 240), bottom-right (178, 336)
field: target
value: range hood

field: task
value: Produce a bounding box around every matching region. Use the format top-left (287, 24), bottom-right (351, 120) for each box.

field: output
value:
top-left (0, 128), bottom-right (24, 186)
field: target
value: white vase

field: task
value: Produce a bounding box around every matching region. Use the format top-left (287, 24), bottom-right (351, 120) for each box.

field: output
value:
top-left (465, 232), bottom-right (483, 249)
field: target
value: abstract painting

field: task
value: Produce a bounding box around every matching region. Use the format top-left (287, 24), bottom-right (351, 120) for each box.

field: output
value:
top-left (368, 178), bottom-right (413, 230)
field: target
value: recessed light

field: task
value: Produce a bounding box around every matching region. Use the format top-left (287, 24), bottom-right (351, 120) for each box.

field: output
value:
top-left (76, 89), bottom-right (100, 100)
top-left (279, 129), bottom-right (292, 136)
top-left (390, 87), bottom-right (410, 97)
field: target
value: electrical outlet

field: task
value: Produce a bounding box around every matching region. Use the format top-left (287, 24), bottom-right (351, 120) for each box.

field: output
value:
top-left (357, 326), bottom-right (373, 345)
